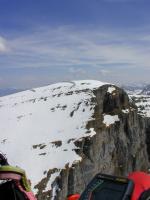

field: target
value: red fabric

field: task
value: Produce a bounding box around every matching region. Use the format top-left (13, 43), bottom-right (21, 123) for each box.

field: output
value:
top-left (128, 171), bottom-right (150, 200)
top-left (67, 194), bottom-right (80, 200)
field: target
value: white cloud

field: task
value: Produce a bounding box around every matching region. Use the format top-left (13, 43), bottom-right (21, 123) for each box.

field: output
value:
top-left (99, 69), bottom-right (111, 76)
top-left (69, 67), bottom-right (87, 75)
top-left (0, 36), bottom-right (9, 53)
top-left (1, 26), bottom-right (150, 88)
top-left (4, 27), bottom-right (150, 68)
top-left (1, 26), bottom-right (150, 71)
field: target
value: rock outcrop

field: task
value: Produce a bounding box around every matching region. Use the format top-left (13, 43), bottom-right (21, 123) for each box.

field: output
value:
top-left (36, 84), bottom-right (150, 200)
top-left (1, 81), bottom-right (150, 200)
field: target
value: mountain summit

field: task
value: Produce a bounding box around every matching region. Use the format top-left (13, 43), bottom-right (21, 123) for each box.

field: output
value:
top-left (0, 80), bottom-right (150, 200)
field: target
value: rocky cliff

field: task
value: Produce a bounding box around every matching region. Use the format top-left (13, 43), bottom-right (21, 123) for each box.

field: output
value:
top-left (36, 84), bottom-right (150, 200)
top-left (0, 80), bottom-right (150, 200)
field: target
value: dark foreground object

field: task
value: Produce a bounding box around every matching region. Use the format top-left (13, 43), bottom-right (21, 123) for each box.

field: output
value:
top-left (79, 173), bottom-right (134, 200)
top-left (0, 181), bottom-right (27, 200)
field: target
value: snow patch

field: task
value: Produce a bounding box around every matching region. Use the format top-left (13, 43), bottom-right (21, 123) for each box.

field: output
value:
top-left (51, 182), bottom-right (60, 200)
top-left (103, 114), bottom-right (120, 127)
top-left (44, 171), bottom-right (60, 192)
top-left (122, 109), bottom-right (129, 114)
top-left (107, 86), bottom-right (116, 94)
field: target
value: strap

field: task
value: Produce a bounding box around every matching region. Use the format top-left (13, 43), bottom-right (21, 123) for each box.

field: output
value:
top-left (139, 189), bottom-right (150, 200)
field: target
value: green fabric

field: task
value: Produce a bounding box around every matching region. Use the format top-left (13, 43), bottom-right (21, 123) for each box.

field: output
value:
top-left (0, 165), bottom-right (31, 192)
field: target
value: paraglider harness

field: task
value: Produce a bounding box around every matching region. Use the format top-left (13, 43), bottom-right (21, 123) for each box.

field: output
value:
top-left (78, 173), bottom-right (134, 200)
top-left (68, 173), bottom-right (150, 200)
top-left (0, 153), bottom-right (37, 200)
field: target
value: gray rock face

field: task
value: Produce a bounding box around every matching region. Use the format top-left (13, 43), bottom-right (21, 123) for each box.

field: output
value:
top-left (37, 85), bottom-right (150, 200)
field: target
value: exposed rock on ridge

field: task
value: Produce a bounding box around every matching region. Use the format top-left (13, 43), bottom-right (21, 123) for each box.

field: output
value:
top-left (1, 81), bottom-right (150, 200)
top-left (47, 85), bottom-right (150, 200)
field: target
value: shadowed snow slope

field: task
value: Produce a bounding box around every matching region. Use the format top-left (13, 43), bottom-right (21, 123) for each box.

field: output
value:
top-left (129, 94), bottom-right (150, 117)
top-left (0, 80), bottom-right (109, 194)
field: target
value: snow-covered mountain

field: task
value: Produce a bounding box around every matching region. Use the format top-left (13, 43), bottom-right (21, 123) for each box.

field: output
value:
top-left (126, 86), bottom-right (150, 118)
top-left (122, 84), bottom-right (150, 117)
top-left (1, 80), bottom-right (150, 200)
top-left (129, 94), bottom-right (150, 117)
top-left (140, 84), bottom-right (150, 95)
top-left (121, 84), bottom-right (146, 95)
top-left (0, 81), bottom-right (115, 195)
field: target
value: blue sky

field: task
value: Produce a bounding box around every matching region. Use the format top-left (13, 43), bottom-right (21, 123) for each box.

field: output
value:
top-left (0, 0), bottom-right (150, 89)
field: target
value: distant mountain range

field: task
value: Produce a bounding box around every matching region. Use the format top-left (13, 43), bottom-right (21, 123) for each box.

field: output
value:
top-left (140, 84), bottom-right (150, 95)
top-left (124, 83), bottom-right (150, 118)
top-left (0, 88), bottom-right (24, 97)
top-left (122, 83), bottom-right (150, 95)
top-left (1, 83), bottom-right (150, 97)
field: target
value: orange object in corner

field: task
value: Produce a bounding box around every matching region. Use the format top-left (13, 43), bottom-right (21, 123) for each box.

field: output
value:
top-left (67, 194), bottom-right (80, 200)
top-left (128, 171), bottom-right (150, 200)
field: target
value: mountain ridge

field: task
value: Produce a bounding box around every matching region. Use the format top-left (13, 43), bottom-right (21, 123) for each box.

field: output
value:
top-left (0, 80), bottom-right (150, 200)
